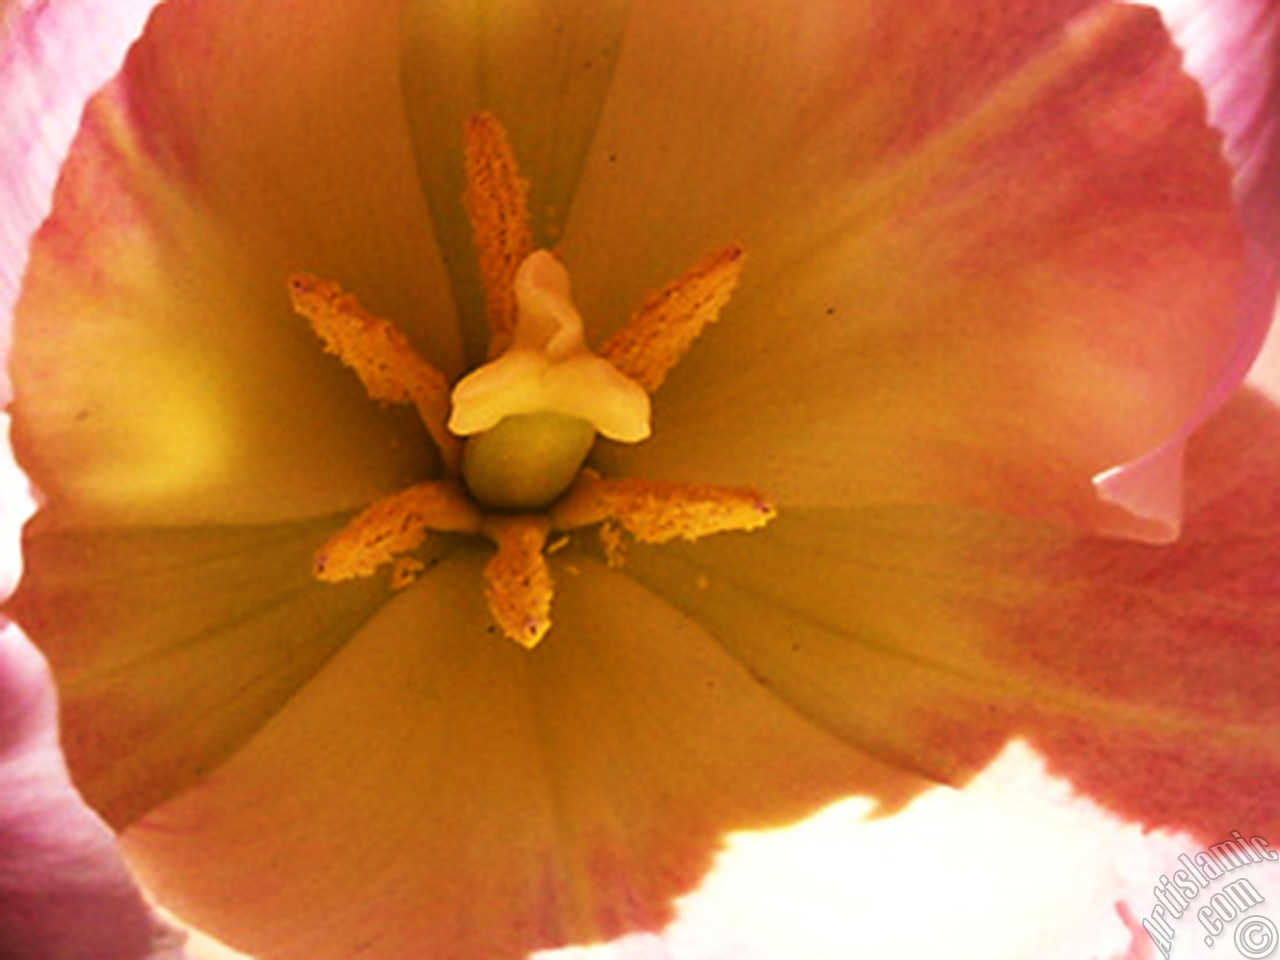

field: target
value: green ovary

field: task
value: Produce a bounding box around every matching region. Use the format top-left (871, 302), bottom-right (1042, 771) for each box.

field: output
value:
top-left (461, 412), bottom-right (596, 511)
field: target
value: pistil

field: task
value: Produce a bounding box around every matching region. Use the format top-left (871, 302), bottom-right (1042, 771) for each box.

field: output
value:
top-left (448, 248), bottom-right (651, 510)
top-left (460, 413), bottom-right (595, 512)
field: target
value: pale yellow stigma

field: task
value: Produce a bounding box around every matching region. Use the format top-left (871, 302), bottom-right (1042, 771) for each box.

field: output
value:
top-left (447, 248), bottom-right (652, 512)
top-left (448, 251), bottom-right (651, 444)
top-left (294, 111), bottom-right (774, 648)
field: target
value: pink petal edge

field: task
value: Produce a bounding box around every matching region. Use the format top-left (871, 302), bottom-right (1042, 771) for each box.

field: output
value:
top-left (1095, 0), bottom-right (1280, 541)
top-left (0, 0), bottom-right (164, 401)
top-left (0, 619), bottom-right (185, 960)
top-left (2, 3), bottom-right (180, 958)
top-left (0, 418), bottom-right (182, 960)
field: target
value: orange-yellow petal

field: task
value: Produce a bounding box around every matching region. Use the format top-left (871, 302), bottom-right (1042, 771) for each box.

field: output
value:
top-left (619, 386), bottom-right (1280, 842)
top-left (6, 513), bottom-right (408, 826)
top-left (570, 2), bottom-right (1242, 534)
top-left (117, 548), bottom-right (920, 959)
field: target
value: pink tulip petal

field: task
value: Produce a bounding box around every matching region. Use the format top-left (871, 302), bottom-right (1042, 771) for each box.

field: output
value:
top-left (1152, 0), bottom-right (1280, 241)
top-left (573, 1), bottom-right (1242, 536)
top-left (1093, 0), bottom-right (1280, 538)
top-left (0, 621), bottom-right (180, 960)
top-left (2, 7), bottom-right (185, 956)
top-left (0, 0), bottom-right (160, 402)
top-left (7, 512), bottom-right (398, 827)
top-left (994, 383), bottom-right (1280, 838)
top-left (634, 387), bottom-right (1280, 846)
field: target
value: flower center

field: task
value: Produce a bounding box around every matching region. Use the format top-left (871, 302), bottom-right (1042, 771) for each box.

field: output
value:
top-left (288, 112), bottom-right (774, 648)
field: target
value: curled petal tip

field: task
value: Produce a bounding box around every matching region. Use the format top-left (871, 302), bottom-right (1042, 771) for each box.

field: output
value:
top-left (1092, 443), bottom-right (1186, 544)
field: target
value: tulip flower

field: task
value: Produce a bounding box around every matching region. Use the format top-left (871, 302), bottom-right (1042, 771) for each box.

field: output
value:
top-left (2, 0), bottom-right (1279, 959)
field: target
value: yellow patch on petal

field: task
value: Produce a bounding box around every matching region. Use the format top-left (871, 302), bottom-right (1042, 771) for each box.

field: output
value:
top-left (482, 515), bottom-right (553, 648)
top-left (601, 245), bottom-right (745, 393)
top-left (463, 111), bottom-right (533, 358)
top-left (287, 274), bottom-right (460, 470)
top-left (314, 481), bottom-right (481, 582)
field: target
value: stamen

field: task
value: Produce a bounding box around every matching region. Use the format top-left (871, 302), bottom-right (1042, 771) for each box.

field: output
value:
top-left (482, 515), bottom-right (554, 649)
top-left (601, 245), bottom-right (745, 393)
top-left (300, 110), bottom-right (769, 649)
top-left (552, 470), bottom-right (776, 544)
top-left (289, 274), bottom-right (461, 470)
top-left (314, 480), bottom-right (482, 582)
top-left (463, 112), bottom-right (533, 357)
